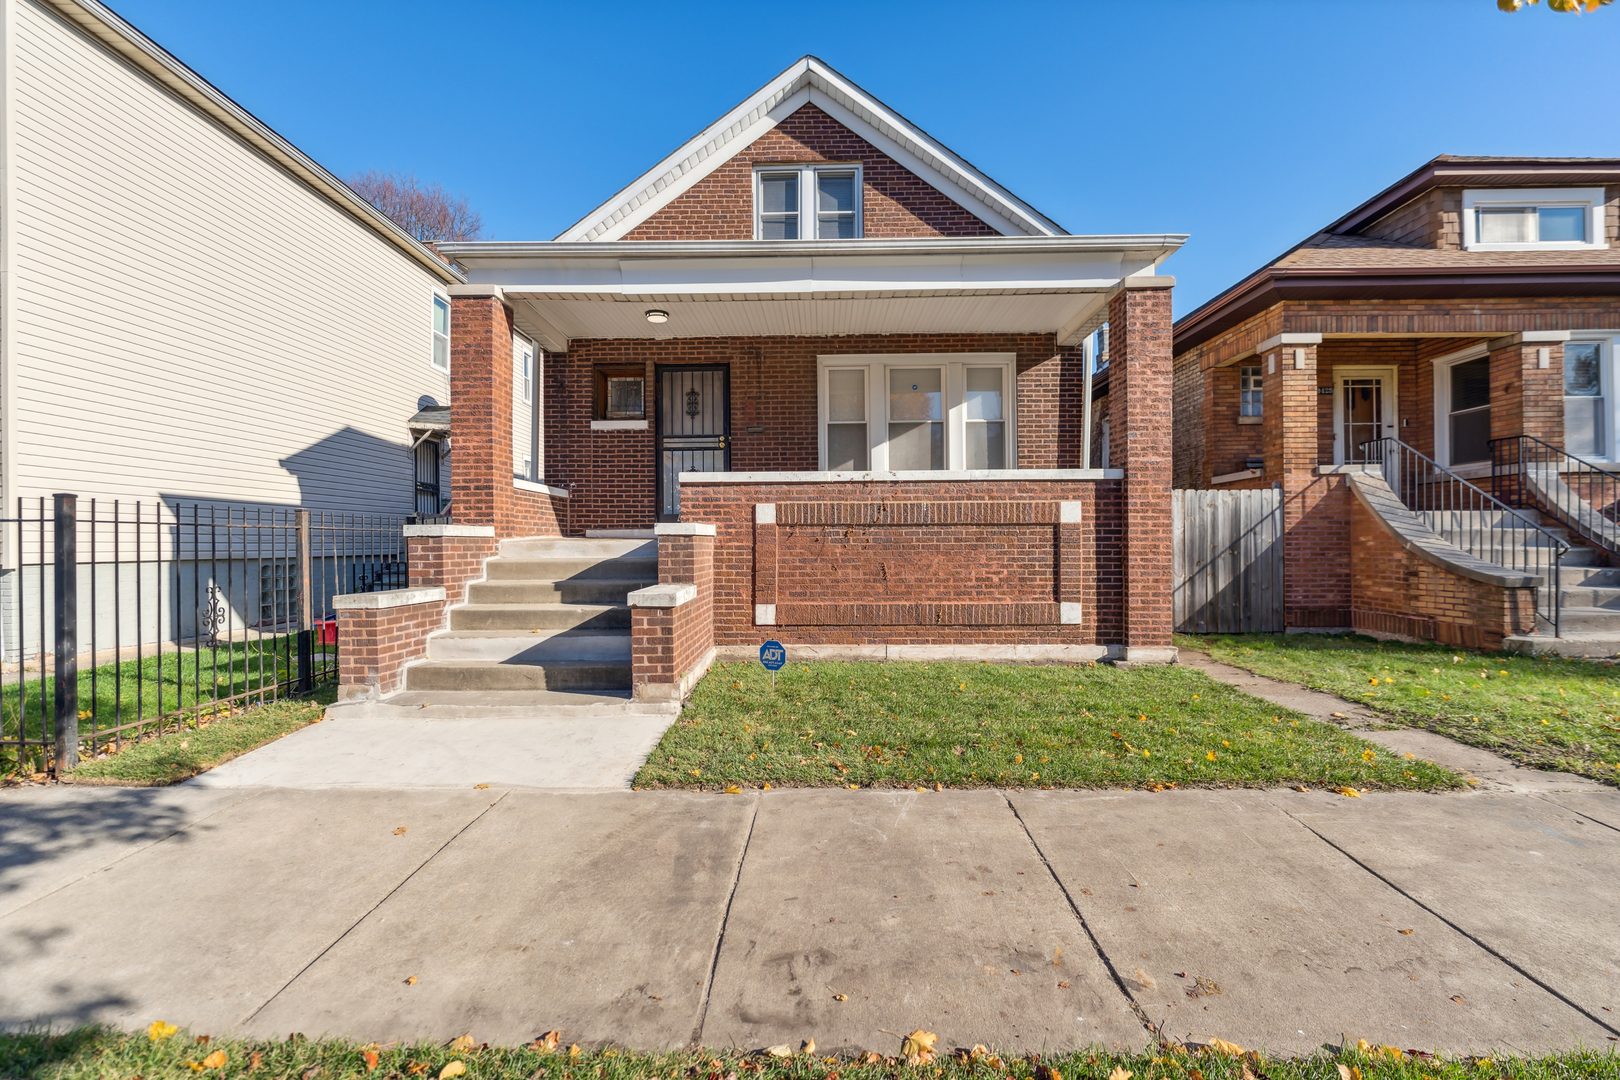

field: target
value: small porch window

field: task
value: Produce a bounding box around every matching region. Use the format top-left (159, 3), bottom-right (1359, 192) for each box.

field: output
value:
top-left (595, 366), bottom-right (646, 419)
top-left (756, 165), bottom-right (862, 240)
top-left (1565, 341), bottom-right (1606, 459)
top-left (1239, 365), bottom-right (1262, 418)
top-left (818, 354), bottom-right (1014, 471)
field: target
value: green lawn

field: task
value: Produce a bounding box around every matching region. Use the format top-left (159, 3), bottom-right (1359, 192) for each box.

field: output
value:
top-left (2, 1026), bottom-right (1614, 1080)
top-left (45, 687), bottom-right (333, 786)
top-left (1, 636), bottom-right (333, 776)
top-left (1178, 632), bottom-right (1620, 784)
top-left (633, 661), bottom-right (1462, 792)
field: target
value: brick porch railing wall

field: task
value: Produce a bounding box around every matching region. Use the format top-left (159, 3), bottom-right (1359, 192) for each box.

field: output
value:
top-left (629, 524), bottom-right (716, 701)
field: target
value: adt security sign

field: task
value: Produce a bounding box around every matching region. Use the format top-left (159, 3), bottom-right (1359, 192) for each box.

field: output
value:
top-left (760, 639), bottom-right (786, 693)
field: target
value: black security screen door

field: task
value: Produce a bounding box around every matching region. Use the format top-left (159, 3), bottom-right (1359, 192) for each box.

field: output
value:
top-left (657, 365), bottom-right (729, 521)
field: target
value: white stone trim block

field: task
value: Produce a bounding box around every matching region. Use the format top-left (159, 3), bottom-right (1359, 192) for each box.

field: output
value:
top-left (514, 478), bottom-right (571, 498)
top-left (755, 603), bottom-right (777, 625)
top-left (1059, 501), bottom-right (1083, 524)
top-left (402, 524), bottom-right (495, 538)
top-left (628, 583), bottom-right (698, 608)
top-left (1060, 602), bottom-right (1083, 625)
top-left (333, 587), bottom-right (446, 610)
top-left (590, 419), bottom-right (649, 431)
top-left (681, 469), bottom-right (1124, 484)
top-left (1122, 646), bottom-right (1179, 665)
top-left (755, 503), bottom-right (777, 524)
top-left (653, 522), bottom-right (717, 536)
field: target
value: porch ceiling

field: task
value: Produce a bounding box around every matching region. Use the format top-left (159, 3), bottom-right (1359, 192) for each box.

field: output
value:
top-left (437, 237), bottom-right (1186, 351)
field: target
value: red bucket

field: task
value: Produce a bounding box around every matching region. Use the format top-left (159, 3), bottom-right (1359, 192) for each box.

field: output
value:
top-left (317, 618), bottom-right (339, 645)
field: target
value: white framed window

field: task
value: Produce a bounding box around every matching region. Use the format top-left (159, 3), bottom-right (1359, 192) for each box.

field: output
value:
top-left (519, 340), bottom-right (534, 404)
top-left (756, 165), bottom-right (862, 240)
top-left (1239, 365), bottom-right (1262, 418)
top-left (817, 354), bottom-right (1015, 471)
top-left (1565, 339), bottom-right (1607, 460)
top-left (1462, 188), bottom-right (1607, 252)
top-left (431, 294), bottom-right (451, 372)
top-left (1431, 344), bottom-right (1493, 469)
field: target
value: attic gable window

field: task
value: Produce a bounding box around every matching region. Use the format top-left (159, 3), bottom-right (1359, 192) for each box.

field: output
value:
top-left (756, 165), bottom-right (862, 240)
top-left (1462, 188), bottom-right (1606, 252)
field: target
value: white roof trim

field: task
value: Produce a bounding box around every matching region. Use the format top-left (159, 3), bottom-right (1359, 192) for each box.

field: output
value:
top-left (556, 56), bottom-right (1064, 243)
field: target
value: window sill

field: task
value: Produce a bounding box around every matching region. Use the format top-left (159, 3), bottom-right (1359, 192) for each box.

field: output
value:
top-left (514, 478), bottom-right (570, 498)
top-left (1318, 464), bottom-right (1380, 475)
top-left (1212, 468), bottom-right (1261, 485)
top-left (591, 419), bottom-right (648, 431)
top-left (680, 469), bottom-right (1125, 483)
top-left (1235, 415), bottom-right (1262, 426)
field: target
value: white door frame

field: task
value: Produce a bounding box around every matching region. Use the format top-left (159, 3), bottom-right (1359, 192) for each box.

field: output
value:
top-left (1333, 365), bottom-right (1399, 465)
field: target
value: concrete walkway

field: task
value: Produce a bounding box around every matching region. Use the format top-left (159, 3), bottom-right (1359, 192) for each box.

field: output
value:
top-left (3, 780), bottom-right (1618, 1057)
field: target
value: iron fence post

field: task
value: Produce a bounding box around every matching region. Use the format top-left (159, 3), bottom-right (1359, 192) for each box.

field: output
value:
top-left (295, 508), bottom-right (313, 693)
top-left (52, 493), bottom-right (78, 772)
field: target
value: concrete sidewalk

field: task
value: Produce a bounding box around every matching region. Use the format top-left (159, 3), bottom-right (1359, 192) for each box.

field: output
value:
top-left (3, 782), bottom-right (1618, 1057)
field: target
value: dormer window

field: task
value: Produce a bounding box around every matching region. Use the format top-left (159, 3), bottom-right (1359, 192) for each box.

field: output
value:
top-left (756, 165), bottom-right (862, 239)
top-left (1462, 188), bottom-right (1606, 251)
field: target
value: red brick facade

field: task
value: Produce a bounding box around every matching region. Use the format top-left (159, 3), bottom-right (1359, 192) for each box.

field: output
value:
top-left (630, 531), bottom-right (715, 699)
top-left (680, 478), bottom-right (1122, 647)
top-left (623, 105), bottom-right (998, 241)
top-left (544, 333), bottom-right (1088, 533)
top-left (335, 597), bottom-right (444, 700)
top-left (449, 293), bottom-right (568, 538)
top-left (1350, 496), bottom-right (1537, 650)
top-left (407, 533), bottom-right (498, 606)
top-left (1109, 284), bottom-right (1175, 649)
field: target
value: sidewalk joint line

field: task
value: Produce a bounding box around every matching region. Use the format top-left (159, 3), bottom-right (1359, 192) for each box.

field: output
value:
top-left (1001, 791), bottom-right (1156, 1038)
top-left (1283, 808), bottom-right (1620, 1039)
top-left (240, 791), bottom-right (510, 1027)
top-left (689, 795), bottom-right (761, 1049)
top-left (1531, 793), bottom-right (1620, 836)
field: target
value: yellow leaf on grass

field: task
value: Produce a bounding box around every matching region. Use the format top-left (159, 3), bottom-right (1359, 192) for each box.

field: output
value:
top-left (448, 1035), bottom-right (475, 1052)
top-left (363, 1050), bottom-right (380, 1072)
top-left (1206, 751), bottom-right (1217, 761)
top-left (1109, 1068), bottom-right (1133, 1080)
top-left (533, 1031), bottom-right (562, 1052)
top-left (567, 1045), bottom-right (581, 1059)
top-left (149, 1021), bottom-right (179, 1042)
top-left (801, 1038), bottom-right (816, 1055)
top-left (438, 1062), bottom-right (466, 1080)
top-left (900, 1029), bottom-right (938, 1063)
top-left (764, 1045), bottom-right (794, 1058)
top-left (202, 1050), bottom-right (228, 1069)
top-left (1337, 1065), bottom-right (1362, 1080)
top-left (1207, 1038), bottom-right (1245, 1056)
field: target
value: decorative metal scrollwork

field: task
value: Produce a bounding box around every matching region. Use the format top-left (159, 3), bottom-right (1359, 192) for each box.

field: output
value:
top-left (201, 584), bottom-right (228, 648)
top-left (685, 387), bottom-right (701, 418)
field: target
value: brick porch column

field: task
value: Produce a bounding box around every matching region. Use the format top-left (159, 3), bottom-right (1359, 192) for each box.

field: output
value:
top-left (1258, 334), bottom-right (1334, 627)
top-left (449, 285), bottom-right (518, 531)
top-left (1106, 276), bottom-right (1175, 661)
top-left (1489, 331), bottom-right (1568, 449)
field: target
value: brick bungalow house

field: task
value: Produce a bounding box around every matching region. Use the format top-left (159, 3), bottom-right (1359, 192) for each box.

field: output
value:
top-left (335, 57), bottom-right (1187, 704)
top-left (1171, 157), bottom-right (1620, 652)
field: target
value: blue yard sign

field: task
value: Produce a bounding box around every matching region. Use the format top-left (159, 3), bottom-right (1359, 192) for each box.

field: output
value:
top-left (760, 639), bottom-right (785, 693)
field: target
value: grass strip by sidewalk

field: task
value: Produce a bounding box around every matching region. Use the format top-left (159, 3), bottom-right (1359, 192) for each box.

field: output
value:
top-left (29, 687), bottom-right (335, 786)
top-left (1179, 633), bottom-right (1620, 785)
top-left (633, 661), bottom-right (1463, 792)
top-left (5, 1027), bottom-right (1618, 1080)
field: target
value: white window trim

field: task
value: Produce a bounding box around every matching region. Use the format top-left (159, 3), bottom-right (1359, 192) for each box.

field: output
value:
top-left (1430, 343), bottom-right (1490, 468)
top-left (517, 336), bottom-right (535, 405)
top-left (1564, 334), bottom-right (1618, 463)
top-left (1461, 187), bottom-right (1608, 252)
top-left (755, 164), bottom-right (864, 241)
top-left (1332, 365), bottom-right (1399, 466)
top-left (816, 353), bottom-right (1016, 472)
top-left (430, 292), bottom-right (451, 373)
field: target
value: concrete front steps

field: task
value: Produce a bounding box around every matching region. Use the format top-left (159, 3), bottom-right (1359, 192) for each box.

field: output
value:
top-left (409, 537), bottom-right (655, 698)
top-left (1454, 511), bottom-right (1620, 656)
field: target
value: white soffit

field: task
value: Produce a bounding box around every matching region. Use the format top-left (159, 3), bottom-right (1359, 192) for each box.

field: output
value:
top-left (555, 56), bottom-right (1065, 242)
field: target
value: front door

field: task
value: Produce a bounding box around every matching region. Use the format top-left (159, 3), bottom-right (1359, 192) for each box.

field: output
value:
top-left (1334, 367), bottom-right (1398, 464)
top-left (657, 365), bottom-right (729, 521)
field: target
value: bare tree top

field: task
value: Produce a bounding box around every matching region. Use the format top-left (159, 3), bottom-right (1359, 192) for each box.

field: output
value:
top-left (349, 169), bottom-right (484, 243)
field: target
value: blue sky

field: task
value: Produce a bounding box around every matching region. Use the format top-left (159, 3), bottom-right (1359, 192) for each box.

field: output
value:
top-left (113, 0), bottom-right (1620, 317)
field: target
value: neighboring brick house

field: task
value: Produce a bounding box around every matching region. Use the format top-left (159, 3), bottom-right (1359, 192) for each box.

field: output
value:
top-left (1172, 157), bottom-right (1620, 650)
top-left (342, 54), bottom-right (1189, 703)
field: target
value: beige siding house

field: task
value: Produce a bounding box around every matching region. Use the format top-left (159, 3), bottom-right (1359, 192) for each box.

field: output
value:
top-left (0, 0), bottom-right (464, 516)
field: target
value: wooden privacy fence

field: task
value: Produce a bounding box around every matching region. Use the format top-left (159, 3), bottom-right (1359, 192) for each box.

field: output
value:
top-left (1172, 487), bottom-right (1284, 633)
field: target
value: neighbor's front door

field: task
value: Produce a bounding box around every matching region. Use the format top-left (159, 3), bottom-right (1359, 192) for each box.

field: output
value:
top-left (1335, 367), bottom-right (1398, 464)
top-left (657, 365), bottom-right (729, 521)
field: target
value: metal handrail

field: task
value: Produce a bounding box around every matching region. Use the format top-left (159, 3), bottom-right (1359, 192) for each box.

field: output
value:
top-left (1360, 437), bottom-right (1566, 636)
top-left (1490, 433), bottom-right (1620, 555)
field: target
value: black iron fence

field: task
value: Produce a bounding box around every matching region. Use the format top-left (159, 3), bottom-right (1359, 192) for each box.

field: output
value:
top-left (1361, 437), bottom-right (1567, 635)
top-left (1491, 434), bottom-right (1620, 556)
top-left (1, 497), bottom-right (407, 777)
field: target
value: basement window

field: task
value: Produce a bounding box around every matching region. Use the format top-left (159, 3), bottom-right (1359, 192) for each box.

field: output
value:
top-left (756, 165), bottom-right (862, 240)
top-left (1463, 188), bottom-right (1606, 251)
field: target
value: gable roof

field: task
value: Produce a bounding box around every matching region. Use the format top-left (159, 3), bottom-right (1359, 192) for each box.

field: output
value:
top-left (556, 56), bottom-right (1064, 242)
top-left (1173, 155), bottom-right (1620, 355)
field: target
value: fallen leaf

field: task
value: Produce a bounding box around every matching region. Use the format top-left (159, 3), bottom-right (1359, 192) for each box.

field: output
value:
top-left (535, 1032), bottom-right (561, 1052)
top-left (1134, 968), bottom-right (1156, 988)
top-left (724, 785), bottom-right (742, 795)
top-left (862, 1052), bottom-right (882, 1064)
top-left (1398, 928), bottom-right (1414, 935)
top-left (405, 975), bottom-right (418, 985)
top-left (1109, 1069), bottom-right (1133, 1080)
top-left (800, 1038), bottom-right (816, 1055)
top-left (833, 994), bottom-right (847, 1001)
top-left (393, 827), bottom-right (408, 835)
top-left (1058, 981), bottom-right (1071, 989)
top-left (474, 784), bottom-right (490, 790)
top-left (202, 1050), bottom-right (228, 1069)
top-left (448, 1035), bottom-right (475, 1053)
top-left (248, 1051), bottom-right (263, 1071)
top-left (900, 1029), bottom-right (938, 1064)
top-left (149, 1021), bottom-right (179, 1042)
top-left (763, 1045), bottom-right (794, 1058)
top-left (1207, 1038), bottom-right (1244, 1056)
top-left (363, 1051), bottom-right (379, 1072)
top-left (1334, 786), bottom-right (1362, 798)
top-left (567, 1045), bottom-right (581, 1059)
top-left (1036, 1065), bottom-right (1064, 1080)
top-left (438, 1063), bottom-right (465, 1080)
top-left (1451, 994), bottom-right (1465, 1004)
top-left (1336, 1066), bottom-right (1361, 1080)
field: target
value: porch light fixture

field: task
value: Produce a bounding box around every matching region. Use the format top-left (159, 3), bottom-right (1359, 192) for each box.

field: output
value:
top-left (644, 309), bottom-right (670, 324)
